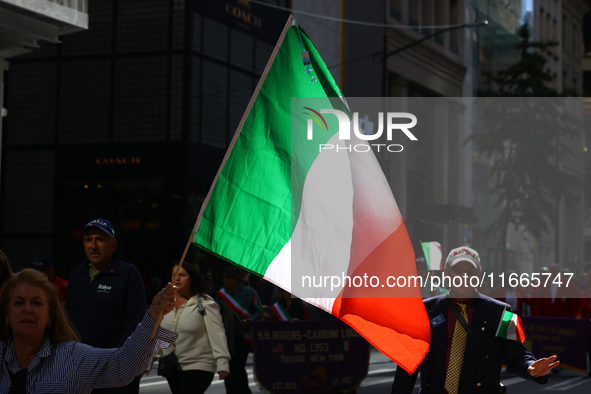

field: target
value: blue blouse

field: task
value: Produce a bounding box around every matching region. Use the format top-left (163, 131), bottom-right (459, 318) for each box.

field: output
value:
top-left (0, 313), bottom-right (177, 393)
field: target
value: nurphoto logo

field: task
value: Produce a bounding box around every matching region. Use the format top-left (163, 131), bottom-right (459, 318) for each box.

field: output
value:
top-left (303, 107), bottom-right (418, 153)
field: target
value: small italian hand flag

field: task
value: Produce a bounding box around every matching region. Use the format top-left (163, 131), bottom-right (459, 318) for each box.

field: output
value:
top-left (495, 308), bottom-right (525, 343)
top-left (421, 241), bottom-right (443, 270)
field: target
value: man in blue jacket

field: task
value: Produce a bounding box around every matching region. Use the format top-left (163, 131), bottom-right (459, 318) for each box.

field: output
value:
top-left (392, 246), bottom-right (559, 394)
top-left (66, 218), bottom-right (146, 394)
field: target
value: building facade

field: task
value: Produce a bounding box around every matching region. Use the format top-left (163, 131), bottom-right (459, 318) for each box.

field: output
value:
top-left (0, 0), bottom-right (287, 279)
top-left (0, 0), bottom-right (88, 269)
top-left (1, 0), bottom-right (588, 280)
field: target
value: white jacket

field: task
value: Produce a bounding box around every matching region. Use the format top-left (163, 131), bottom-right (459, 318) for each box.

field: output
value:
top-left (161, 295), bottom-right (231, 374)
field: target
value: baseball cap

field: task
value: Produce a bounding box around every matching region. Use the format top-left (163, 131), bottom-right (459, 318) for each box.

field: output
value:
top-left (445, 246), bottom-right (481, 269)
top-left (32, 254), bottom-right (53, 272)
top-left (84, 218), bottom-right (116, 239)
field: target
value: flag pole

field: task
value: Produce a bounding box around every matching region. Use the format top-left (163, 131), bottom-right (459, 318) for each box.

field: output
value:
top-left (150, 228), bottom-right (196, 338)
top-left (152, 16), bottom-right (296, 339)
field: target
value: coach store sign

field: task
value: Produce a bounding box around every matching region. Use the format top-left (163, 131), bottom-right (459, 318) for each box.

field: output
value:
top-left (95, 157), bottom-right (141, 165)
top-left (194, 0), bottom-right (288, 41)
top-left (225, 0), bottom-right (262, 29)
top-left (55, 146), bottom-right (163, 178)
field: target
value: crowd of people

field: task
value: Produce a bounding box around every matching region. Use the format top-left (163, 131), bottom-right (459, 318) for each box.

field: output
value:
top-left (416, 255), bottom-right (590, 320)
top-left (1, 219), bottom-right (588, 393)
top-left (0, 218), bottom-right (315, 394)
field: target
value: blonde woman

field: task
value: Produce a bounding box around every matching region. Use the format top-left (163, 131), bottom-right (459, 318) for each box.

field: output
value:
top-left (0, 269), bottom-right (177, 392)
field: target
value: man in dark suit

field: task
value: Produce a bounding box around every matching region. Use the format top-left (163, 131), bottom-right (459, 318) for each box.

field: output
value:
top-left (67, 218), bottom-right (146, 394)
top-left (392, 246), bottom-right (559, 394)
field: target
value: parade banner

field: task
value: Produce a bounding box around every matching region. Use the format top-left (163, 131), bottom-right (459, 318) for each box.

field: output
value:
top-left (522, 316), bottom-right (590, 373)
top-left (251, 320), bottom-right (370, 393)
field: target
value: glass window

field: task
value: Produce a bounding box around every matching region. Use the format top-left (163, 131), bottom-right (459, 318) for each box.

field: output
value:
top-left (390, 0), bottom-right (402, 21)
top-left (2, 150), bottom-right (54, 233)
top-left (61, 0), bottom-right (113, 56)
top-left (409, 0), bottom-right (420, 27)
top-left (59, 59), bottom-right (111, 144)
top-left (113, 56), bottom-right (168, 142)
top-left (203, 17), bottom-right (229, 63)
top-left (193, 13), bottom-right (202, 53)
top-left (191, 57), bottom-right (202, 143)
top-left (116, 0), bottom-right (169, 53)
top-left (170, 55), bottom-right (184, 141)
top-left (229, 70), bottom-right (253, 135)
top-left (5, 62), bottom-right (57, 145)
top-left (230, 29), bottom-right (255, 72)
top-left (254, 39), bottom-right (273, 75)
top-left (201, 60), bottom-right (228, 148)
top-left (422, 0), bottom-right (433, 36)
top-left (172, 0), bottom-right (185, 50)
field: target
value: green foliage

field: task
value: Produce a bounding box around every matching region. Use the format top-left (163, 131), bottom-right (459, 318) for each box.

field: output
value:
top-left (478, 24), bottom-right (573, 97)
top-left (471, 24), bottom-right (583, 267)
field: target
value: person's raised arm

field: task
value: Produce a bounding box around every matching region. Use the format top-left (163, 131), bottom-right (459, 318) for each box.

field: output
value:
top-left (70, 283), bottom-right (179, 390)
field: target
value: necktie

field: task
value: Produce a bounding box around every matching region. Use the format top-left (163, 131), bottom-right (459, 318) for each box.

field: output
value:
top-left (445, 303), bottom-right (468, 394)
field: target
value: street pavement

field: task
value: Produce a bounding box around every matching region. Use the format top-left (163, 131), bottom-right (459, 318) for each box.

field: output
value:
top-left (139, 347), bottom-right (591, 393)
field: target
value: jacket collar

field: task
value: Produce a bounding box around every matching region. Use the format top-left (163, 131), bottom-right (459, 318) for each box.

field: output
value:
top-left (3, 336), bottom-right (52, 374)
top-left (84, 256), bottom-right (120, 275)
top-left (427, 292), bottom-right (492, 317)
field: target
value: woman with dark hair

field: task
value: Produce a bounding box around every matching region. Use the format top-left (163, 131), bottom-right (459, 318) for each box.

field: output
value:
top-left (0, 268), bottom-right (178, 393)
top-left (158, 262), bottom-right (230, 394)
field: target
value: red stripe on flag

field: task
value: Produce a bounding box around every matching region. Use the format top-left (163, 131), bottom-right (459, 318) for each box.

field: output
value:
top-left (516, 315), bottom-right (525, 343)
top-left (332, 225), bottom-right (430, 373)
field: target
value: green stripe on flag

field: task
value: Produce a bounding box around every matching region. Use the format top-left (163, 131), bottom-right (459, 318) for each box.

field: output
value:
top-left (495, 308), bottom-right (524, 342)
top-left (496, 309), bottom-right (513, 339)
top-left (194, 19), bottom-right (344, 276)
top-left (421, 243), bottom-right (431, 270)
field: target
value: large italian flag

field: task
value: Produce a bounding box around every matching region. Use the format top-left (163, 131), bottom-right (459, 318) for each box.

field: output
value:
top-left (193, 16), bottom-right (430, 373)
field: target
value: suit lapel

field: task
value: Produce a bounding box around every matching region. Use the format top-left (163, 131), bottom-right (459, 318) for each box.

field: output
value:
top-left (427, 297), bottom-right (450, 352)
top-left (426, 297), bottom-right (451, 389)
